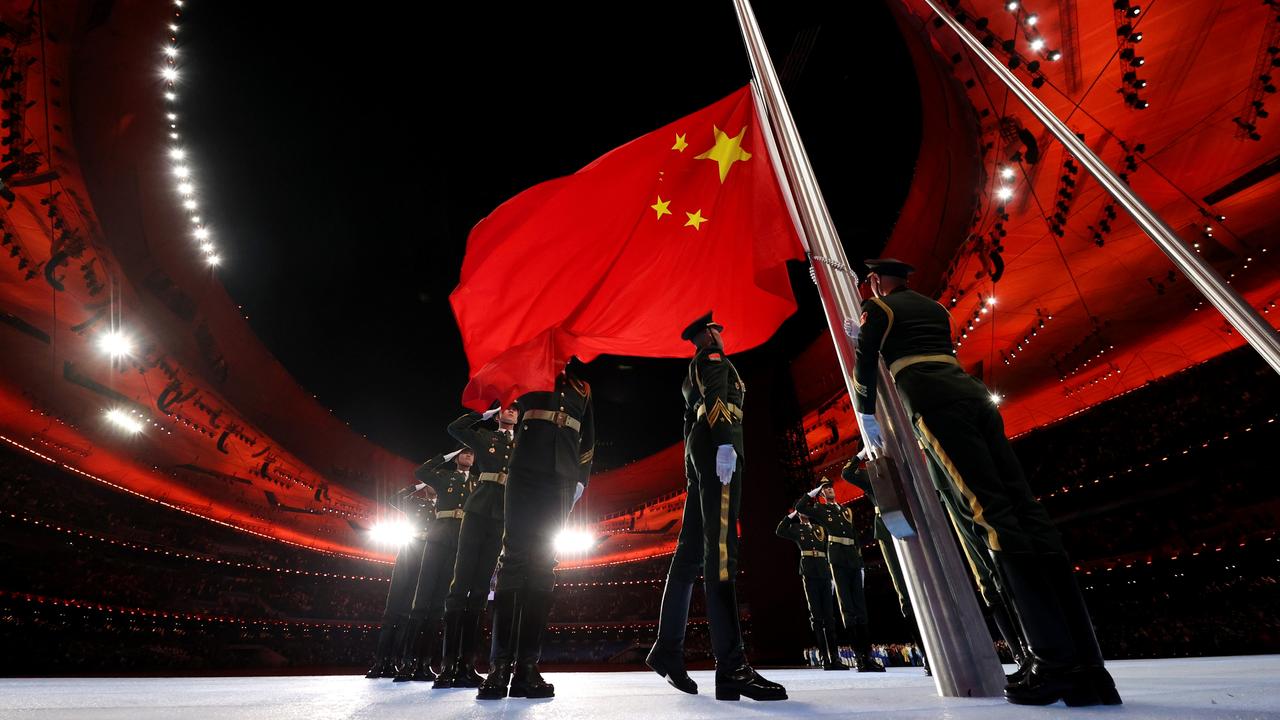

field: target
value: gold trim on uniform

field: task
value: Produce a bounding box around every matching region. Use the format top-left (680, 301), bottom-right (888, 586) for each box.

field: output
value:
top-left (916, 417), bottom-right (1002, 552)
top-left (477, 471), bottom-right (508, 485)
top-left (697, 400), bottom-right (742, 426)
top-left (869, 297), bottom-right (895, 348)
top-left (579, 448), bottom-right (594, 465)
top-left (718, 483), bottom-right (731, 581)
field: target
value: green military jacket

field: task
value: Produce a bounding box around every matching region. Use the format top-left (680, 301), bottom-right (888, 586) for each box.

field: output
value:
top-left (447, 411), bottom-right (513, 521)
top-left (853, 286), bottom-right (989, 416)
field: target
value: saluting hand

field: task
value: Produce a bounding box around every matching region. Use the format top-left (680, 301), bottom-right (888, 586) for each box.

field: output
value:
top-left (481, 407), bottom-right (500, 421)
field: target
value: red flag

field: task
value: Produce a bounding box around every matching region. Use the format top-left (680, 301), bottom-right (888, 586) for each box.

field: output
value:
top-left (451, 85), bottom-right (804, 410)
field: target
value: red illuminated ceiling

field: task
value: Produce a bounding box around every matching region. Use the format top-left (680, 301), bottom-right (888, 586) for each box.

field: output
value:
top-left (792, 0), bottom-right (1280, 468)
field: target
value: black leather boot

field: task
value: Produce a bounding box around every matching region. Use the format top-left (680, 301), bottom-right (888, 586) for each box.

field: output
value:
top-left (509, 589), bottom-right (555, 698)
top-left (714, 662), bottom-right (788, 702)
top-left (1041, 554), bottom-right (1122, 705)
top-left (452, 606), bottom-right (486, 689)
top-left (392, 616), bottom-right (424, 682)
top-left (366, 617), bottom-right (399, 678)
top-left (988, 595), bottom-right (1031, 684)
top-left (646, 575), bottom-right (697, 694)
top-left (852, 623), bottom-right (885, 673)
top-left (820, 626), bottom-right (847, 671)
top-left (432, 608), bottom-right (463, 688)
top-left (996, 552), bottom-right (1100, 707)
top-left (409, 619), bottom-right (440, 681)
top-left (477, 589), bottom-right (518, 700)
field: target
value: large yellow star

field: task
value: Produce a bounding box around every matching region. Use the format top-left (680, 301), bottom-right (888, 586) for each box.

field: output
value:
top-left (685, 209), bottom-right (708, 230)
top-left (651, 196), bottom-right (672, 220)
top-left (694, 125), bottom-right (752, 183)
top-left (672, 133), bottom-right (688, 152)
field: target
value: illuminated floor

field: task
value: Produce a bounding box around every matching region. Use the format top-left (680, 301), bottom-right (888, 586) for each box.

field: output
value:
top-left (2, 656), bottom-right (1279, 719)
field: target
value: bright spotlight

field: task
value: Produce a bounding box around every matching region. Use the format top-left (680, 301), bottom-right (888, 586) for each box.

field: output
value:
top-left (105, 409), bottom-right (144, 434)
top-left (1000, 166), bottom-right (1015, 180)
top-left (1030, 37), bottom-right (1046, 52)
top-left (163, 46), bottom-right (177, 58)
top-left (554, 528), bottom-right (595, 555)
top-left (169, 148), bottom-right (184, 160)
top-left (194, 227), bottom-right (210, 240)
top-left (161, 66), bottom-right (178, 82)
top-left (199, 242), bottom-right (214, 254)
top-left (368, 519), bottom-right (415, 547)
top-left (987, 296), bottom-right (998, 306)
top-left (205, 254), bottom-right (222, 266)
top-left (98, 330), bottom-right (134, 358)
top-left (990, 393), bottom-right (1004, 405)
top-left (173, 165), bottom-right (190, 178)
top-left (177, 182), bottom-right (194, 195)
top-left (183, 199), bottom-right (198, 210)
top-left (996, 186), bottom-right (1014, 201)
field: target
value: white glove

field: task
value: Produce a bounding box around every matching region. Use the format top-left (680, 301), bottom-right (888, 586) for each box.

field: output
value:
top-left (788, 510), bottom-right (798, 519)
top-left (856, 446), bottom-right (871, 462)
top-left (843, 317), bottom-right (860, 341)
top-left (808, 486), bottom-right (824, 498)
top-left (413, 482), bottom-right (428, 491)
top-left (444, 449), bottom-right (462, 462)
top-left (715, 444), bottom-right (737, 485)
top-left (573, 482), bottom-right (585, 505)
top-left (481, 407), bottom-right (500, 420)
top-left (859, 413), bottom-right (885, 450)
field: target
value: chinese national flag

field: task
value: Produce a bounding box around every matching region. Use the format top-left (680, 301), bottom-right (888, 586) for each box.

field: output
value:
top-left (451, 85), bottom-right (805, 410)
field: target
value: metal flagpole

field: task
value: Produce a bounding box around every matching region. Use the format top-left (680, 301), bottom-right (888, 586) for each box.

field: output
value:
top-left (921, 0), bottom-right (1280, 375)
top-left (733, 0), bottom-right (1007, 698)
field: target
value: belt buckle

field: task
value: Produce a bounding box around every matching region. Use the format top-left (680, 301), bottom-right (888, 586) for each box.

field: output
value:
top-left (553, 411), bottom-right (568, 427)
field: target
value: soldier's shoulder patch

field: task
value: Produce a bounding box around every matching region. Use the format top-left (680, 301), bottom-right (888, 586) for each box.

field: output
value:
top-left (707, 352), bottom-right (722, 362)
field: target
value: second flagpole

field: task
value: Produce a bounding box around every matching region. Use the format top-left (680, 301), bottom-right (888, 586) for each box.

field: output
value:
top-left (733, 0), bottom-right (1007, 698)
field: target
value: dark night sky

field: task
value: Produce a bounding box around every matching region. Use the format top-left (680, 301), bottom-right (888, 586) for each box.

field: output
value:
top-left (178, 2), bottom-right (921, 469)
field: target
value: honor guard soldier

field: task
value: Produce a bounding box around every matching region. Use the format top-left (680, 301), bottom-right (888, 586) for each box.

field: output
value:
top-left (366, 480), bottom-right (434, 678)
top-left (776, 510), bottom-right (846, 671)
top-left (648, 312), bottom-right (787, 702)
top-left (852, 257), bottom-right (1119, 706)
top-left (842, 452), bottom-right (930, 674)
top-left (793, 481), bottom-right (884, 673)
top-left (478, 362), bottom-right (595, 700)
top-left (433, 405), bottom-right (518, 689)
top-left (391, 447), bottom-right (476, 682)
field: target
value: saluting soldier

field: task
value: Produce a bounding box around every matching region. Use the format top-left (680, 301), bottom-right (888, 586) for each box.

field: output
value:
top-left (852, 258), bottom-right (1118, 706)
top-left (793, 481), bottom-right (884, 673)
top-left (775, 510), bottom-right (846, 671)
top-left (391, 447), bottom-right (476, 682)
top-left (841, 451), bottom-right (930, 675)
top-left (478, 362), bottom-right (595, 700)
top-left (433, 405), bottom-right (518, 689)
top-left (647, 312), bottom-right (786, 702)
top-left (365, 480), bottom-right (434, 679)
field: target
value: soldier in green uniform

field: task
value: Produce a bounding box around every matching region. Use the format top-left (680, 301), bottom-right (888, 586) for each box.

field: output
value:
top-left (478, 363), bottom-right (595, 700)
top-left (647, 312), bottom-right (787, 702)
top-left (365, 480), bottom-right (434, 678)
top-left (841, 452), bottom-right (930, 675)
top-left (852, 258), bottom-right (1119, 706)
top-left (391, 447), bottom-right (476, 682)
top-left (793, 481), bottom-right (885, 673)
top-left (433, 405), bottom-right (518, 689)
top-left (775, 510), bottom-right (846, 671)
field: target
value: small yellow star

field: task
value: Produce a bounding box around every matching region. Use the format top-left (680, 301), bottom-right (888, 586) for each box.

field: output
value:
top-left (672, 133), bottom-right (688, 152)
top-left (684, 209), bottom-right (708, 230)
top-left (650, 196), bottom-right (672, 220)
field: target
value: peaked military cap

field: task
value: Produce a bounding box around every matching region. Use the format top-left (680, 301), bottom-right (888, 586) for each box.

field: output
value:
top-left (680, 311), bottom-right (724, 342)
top-left (863, 258), bottom-right (916, 279)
